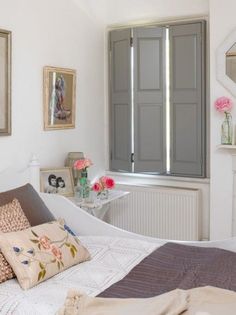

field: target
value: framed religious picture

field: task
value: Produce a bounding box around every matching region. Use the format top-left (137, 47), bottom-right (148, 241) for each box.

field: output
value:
top-left (0, 29), bottom-right (11, 136)
top-left (40, 167), bottom-right (74, 197)
top-left (43, 66), bottom-right (76, 130)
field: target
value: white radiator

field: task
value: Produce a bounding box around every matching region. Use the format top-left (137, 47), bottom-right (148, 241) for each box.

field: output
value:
top-left (106, 185), bottom-right (201, 241)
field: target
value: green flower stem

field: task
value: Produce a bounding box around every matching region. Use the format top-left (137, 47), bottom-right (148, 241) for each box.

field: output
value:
top-left (20, 252), bottom-right (52, 266)
top-left (53, 233), bottom-right (68, 245)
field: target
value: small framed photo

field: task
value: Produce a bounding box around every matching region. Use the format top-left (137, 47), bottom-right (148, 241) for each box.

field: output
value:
top-left (40, 167), bottom-right (74, 197)
top-left (43, 66), bottom-right (76, 130)
top-left (0, 29), bottom-right (11, 136)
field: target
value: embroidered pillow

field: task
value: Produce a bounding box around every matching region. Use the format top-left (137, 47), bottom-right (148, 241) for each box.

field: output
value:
top-left (0, 198), bottom-right (31, 283)
top-left (0, 220), bottom-right (90, 289)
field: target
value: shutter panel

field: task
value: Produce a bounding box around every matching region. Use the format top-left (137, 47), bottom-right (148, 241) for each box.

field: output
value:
top-left (110, 29), bottom-right (132, 172)
top-left (133, 27), bottom-right (166, 173)
top-left (169, 22), bottom-right (206, 177)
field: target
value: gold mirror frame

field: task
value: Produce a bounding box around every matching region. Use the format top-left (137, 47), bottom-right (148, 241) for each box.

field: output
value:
top-left (217, 27), bottom-right (236, 97)
top-left (0, 29), bottom-right (11, 136)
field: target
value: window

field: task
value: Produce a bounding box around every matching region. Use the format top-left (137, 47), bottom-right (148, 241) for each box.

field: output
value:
top-left (109, 21), bottom-right (206, 178)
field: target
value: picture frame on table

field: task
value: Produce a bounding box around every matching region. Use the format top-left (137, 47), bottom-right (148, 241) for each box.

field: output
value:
top-left (40, 167), bottom-right (74, 197)
top-left (43, 66), bottom-right (76, 130)
top-left (0, 29), bottom-right (11, 136)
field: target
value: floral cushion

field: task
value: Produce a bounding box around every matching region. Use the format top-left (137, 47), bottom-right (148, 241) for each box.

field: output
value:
top-left (0, 220), bottom-right (90, 289)
top-left (0, 198), bottom-right (31, 283)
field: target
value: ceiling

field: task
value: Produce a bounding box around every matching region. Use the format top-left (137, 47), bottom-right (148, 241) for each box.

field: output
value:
top-left (72, 0), bottom-right (209, 26)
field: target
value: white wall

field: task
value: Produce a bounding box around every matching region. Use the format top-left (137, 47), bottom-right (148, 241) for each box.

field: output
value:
top-left (209, 0), bottom-right (236, 239)
top-left (0, 0), bottom-right (105, 180)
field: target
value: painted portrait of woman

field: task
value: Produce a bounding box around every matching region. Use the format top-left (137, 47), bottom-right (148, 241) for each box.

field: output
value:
top-left (50, 75), bottom-right (71, 120)
top-left (44, 66), bottom-right (76, 130)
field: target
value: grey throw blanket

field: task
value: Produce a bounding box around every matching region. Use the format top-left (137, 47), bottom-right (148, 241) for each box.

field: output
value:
top-left (99, 242), bottom-right (236, 298)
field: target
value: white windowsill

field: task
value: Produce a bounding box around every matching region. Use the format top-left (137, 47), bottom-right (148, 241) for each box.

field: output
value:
top-left (106, 170), bottom-right (210, 185)
top-left (217, 144), bottom-right (236, 150)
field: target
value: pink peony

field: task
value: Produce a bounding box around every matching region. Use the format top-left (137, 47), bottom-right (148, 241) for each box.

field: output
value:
top-left (74, 158), bottom-right (92, 170)
top-left (39, 236), bottom-right (51, 250)
top-left (214, 96), bottom-right (233, 113)
top-left (74, 159), bottom-right (85, 170)
top-left (92, 182), bottom-right (102, 192)
top-left (84, 158), bottom-right (93, 168)
top-left (50, 244), bottom-right (62, 260)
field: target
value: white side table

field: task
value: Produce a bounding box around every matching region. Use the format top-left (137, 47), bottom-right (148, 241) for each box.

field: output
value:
top-left (68, 190), bottom-right (129, 220)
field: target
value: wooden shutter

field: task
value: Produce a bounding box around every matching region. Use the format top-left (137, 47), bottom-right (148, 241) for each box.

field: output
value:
top-left (169, 22), bottom-right (206, 177)
top-left (133, 27), bottom-right (166, 173)
top-left (109, 29), bottom-right (132, 172)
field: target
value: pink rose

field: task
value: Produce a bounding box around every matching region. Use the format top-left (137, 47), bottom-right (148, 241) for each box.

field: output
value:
top-left (104, 177), bottom-right (115, 189)
top-left (39, 236), bottom-right (51, 250)
top-left (99, 176), bottom-right (108, 186)
top-left (92, 182), bottom-right (102, 192)
top-left (214, 96), bottom-right (233, 113)
top-left (99, 176), bottom-right (115, 189)
top-left (51, 244), bottom-right (62, 260)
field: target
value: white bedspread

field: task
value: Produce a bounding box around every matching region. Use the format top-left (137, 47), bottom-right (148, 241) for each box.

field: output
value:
top-left (0, 236), bottom-right (158, 315)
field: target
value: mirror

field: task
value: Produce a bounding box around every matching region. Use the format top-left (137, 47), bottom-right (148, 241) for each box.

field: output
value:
top-left (216, 27), bottom-right (236, 97)
top-left (226, 43), bottom-right (236, 83)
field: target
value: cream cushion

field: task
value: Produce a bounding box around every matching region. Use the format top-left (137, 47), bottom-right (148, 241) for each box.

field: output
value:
top-left (0, 220), bottom-right (90, 289)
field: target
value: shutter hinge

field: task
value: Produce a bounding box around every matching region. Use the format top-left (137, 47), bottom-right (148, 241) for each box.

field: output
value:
top-left (130, 37), bottom-right (133, 47)
top-left (131, 153), bottom-right (134, 163)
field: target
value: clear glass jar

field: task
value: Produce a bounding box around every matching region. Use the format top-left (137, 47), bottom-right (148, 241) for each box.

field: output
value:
top-left (98, 189), bottom-right (109, 200)
top-left (221, 112), bottom-right (233, 145)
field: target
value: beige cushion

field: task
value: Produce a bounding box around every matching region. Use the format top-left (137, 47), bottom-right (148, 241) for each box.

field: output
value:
top-left (0, 198), bottom-right (31, 283)
top-left (0, 220), bottom-right (90, 289)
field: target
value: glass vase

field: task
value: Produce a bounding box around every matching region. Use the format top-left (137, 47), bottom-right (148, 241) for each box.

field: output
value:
top-left (98, 189), bottom-right (109, 200)
top-left (221, 112), bottom-right (233, 145)
top-left (78, 169), bottom-right (90, 199)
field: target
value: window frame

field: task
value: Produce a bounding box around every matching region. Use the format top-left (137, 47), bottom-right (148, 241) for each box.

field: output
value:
top-left (108, 19), bottom-right (207, 179)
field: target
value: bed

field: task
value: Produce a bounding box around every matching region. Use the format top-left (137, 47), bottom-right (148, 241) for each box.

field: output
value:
top-left (1, 159), bottom-right (236, 314)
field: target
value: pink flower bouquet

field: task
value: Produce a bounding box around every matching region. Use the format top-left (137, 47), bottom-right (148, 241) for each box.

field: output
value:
top-left (214, 96), bottom-right (234, 145)
top-left (92, 176), bottom-right (115, 198)
top-left (73, 158), bottom-right (93, 197)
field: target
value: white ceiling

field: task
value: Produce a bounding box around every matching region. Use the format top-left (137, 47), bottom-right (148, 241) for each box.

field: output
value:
top-left (72, 0), bottom-right (209, 26)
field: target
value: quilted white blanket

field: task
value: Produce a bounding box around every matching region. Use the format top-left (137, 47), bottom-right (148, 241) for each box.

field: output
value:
top-left (0, 236), bottom-right (158, 315)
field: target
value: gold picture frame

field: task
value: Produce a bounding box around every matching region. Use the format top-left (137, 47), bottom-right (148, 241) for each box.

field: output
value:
top-left (0, 29), bottom-right (11, 136)
top-left (40, 167), bottom-right (75, 197)
top-left (43, 66), bottom-right (76, 130)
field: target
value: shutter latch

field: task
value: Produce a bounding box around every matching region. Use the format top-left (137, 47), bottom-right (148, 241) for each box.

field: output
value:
top-left (131, 153), bottom-right (134, 163)
top-left (130, 37), bottom-right (133, 47)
